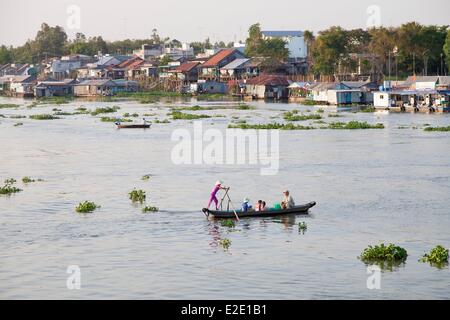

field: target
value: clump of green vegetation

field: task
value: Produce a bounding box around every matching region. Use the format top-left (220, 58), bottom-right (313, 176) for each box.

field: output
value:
top-left (0, 178), bottom-right (23, 195)
top-left (232, 119), bottom-right (247, 124)
top-left (52, 108), bottom-right (61, 112)
top-left (220, 220), bottom-right (236, 228)
top-left (142, 206), bottom-right (159, 213)
top-left (284, 111), bottom-right (322, 121)
top-left (100, 117), bottom-right (132, 123)
top-left (14, 122), bottom-right (23, 127)
top-left (54, 111), bottom-right (75, 116)
top-left (9, 115), bottom-right (26, 119)
top-left (22, 176), bottom-right (35, 183)
top-left (0, 114), bottom-right (5, 118)
top-left (302, 100), bottom-right (328, 106)
top-left (359, 107), bottom-right (376, 113)
top-left (327, 121), bottom-right (384, 129)
top-left (37, 96), bottom-right (72, 105)
top-left (141, 174), bottom-right (151, 181)
top-left (360, 243), bottom-right (408, 263)
top-left (170, 111), bottom-right (211, 120)
top-left (153, 119), bottom-right (170, 124)
top-left (29, 114), bottom-right (60, 120)
top-left (314, 120), bottom-right (327, 124)
top-left (143, 113), bottom-right (156, 117)
top-left (419, 245), bottom-right (449, 267)
top-left (90, 106), bottom-right (120, 116)
top-left (123, 112), bottom-right (139, 117)
top-left (424, 126), bottom-right (450, 132)
top-left (75, 201), bottom-right (100, 213)
top-left (0, 104), bottom-right (19, 109)
top-left (174, 105), bottom-right (211, 111)
top-left (236, 104), bottom-right (254, 110)
top-left (328, 113), bottom-right (342, 118)
top-left (298, 222), bottom-right (307, 233)
top-left (129, 189), bottom-right (146, 203)
top-left (219, 238), bottom-right (231, 250)
top-left (73, 107), bottom-right (90, 115)
top-left (317, 108), bottom-right (325, 113)
top-left (228, 122), bottom-right (315, 130)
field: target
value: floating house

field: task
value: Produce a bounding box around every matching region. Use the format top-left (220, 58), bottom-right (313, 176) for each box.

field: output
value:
top-left (245, 75), bottom-right (290, 100)
top-left (4, 75), bottom-right (37, 97)
top-left (74, 79), bottom-right (117, 97)
top-left (373, 90), bottom-right (450, 113)
top-left (196, 80), bottom-right (228, 94)
top-left (307, 81), bottom-right (376, 105)
top-left (34, 79), bottom-right (77, 98)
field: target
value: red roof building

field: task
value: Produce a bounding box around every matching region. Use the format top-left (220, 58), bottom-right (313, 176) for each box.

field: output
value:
top-left (199, 49), bottom-right (246, 81)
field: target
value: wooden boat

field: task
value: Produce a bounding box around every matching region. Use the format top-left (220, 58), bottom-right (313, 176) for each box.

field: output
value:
top-left (115, 123), bottom-right (151, 129)
top-left (202, 201), bottom-right (316, 219)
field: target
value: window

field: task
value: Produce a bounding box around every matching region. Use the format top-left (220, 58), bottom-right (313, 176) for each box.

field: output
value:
top-left (380, 95), bottom-right (384, 99)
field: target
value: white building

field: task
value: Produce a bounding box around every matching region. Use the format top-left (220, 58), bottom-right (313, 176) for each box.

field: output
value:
top-left (133, 44), bottom-right (163, 60)
top-left (261, 31), bottom-right (307, 59)
top-left (163, 43), bottom-right (194, 60)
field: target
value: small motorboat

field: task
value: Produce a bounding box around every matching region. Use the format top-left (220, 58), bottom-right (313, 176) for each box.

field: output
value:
top-left (115, 123), bottom-right (151, 129)
top-left (202, 201), bottom-right (316, 219)
top-left (115, 118), bottom-right (151, 129)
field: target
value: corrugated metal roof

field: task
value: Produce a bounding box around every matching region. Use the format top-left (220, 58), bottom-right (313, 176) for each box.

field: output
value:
top-left (262, 31), bottom-right (304, 37)
top-left (76, 79), bottom-right (115, 86)
top-left (438, 76), bottom-right (450, 85)
top-left (246, 74), bottom-right (290, 86)
top-left (221, 58), bottom-right (250, 70)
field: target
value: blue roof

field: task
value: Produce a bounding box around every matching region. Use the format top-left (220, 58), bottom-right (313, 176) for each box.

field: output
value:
top-left (262, 31), bottom-right (304, 37)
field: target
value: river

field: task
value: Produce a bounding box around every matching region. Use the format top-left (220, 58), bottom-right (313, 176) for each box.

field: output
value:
top-left (0, 96), bottom-right (449, 299)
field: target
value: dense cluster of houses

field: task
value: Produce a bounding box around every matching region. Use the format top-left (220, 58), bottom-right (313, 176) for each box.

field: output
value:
top-left (0, 31), bottom-right (309, 99)
top-left (0, 30), bottom-right (449, 112)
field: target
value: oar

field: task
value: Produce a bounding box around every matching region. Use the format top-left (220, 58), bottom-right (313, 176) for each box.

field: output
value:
top-left (228, 198), bottom-right (240, 221)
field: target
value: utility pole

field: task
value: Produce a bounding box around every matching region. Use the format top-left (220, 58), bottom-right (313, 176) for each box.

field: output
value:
top-left (388, 51), bottom-right (391, 80)
top-left (412, 53), bottom-right (416, 76)
top-left (441, 53), bottom-right (444, 76)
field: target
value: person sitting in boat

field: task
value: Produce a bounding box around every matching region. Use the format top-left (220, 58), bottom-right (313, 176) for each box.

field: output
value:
top-left (281, 191), bottom-right (295, 209)
top-left (261, 201), bottom-right (267, 211)
top-left (206, 180), bottom-right (225, 210)
top-left (255, 200), bottom-right (263, 212)
top-left (242, 198), bottom-right (252, 212)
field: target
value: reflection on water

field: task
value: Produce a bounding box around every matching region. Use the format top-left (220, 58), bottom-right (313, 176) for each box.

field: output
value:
top-left (1, 96), bottom-right (450, 299)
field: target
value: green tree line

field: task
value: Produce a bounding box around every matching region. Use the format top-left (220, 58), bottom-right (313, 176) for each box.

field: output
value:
top-left (1, 22), bottom-right (449, 79)
top-left (306, 22), bottom-right (449, 77)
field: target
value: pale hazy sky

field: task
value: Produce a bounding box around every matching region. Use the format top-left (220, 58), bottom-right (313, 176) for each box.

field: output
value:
top-left (0, 0), bottom-right (449, 46)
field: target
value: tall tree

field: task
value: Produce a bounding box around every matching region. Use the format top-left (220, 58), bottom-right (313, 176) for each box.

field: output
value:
top-left (245, 23), bottom-right (263, 57)
top-left (34, 23), bottom-right (68, 58)
top-left (311, 26), bottom-right (348, 75)
top-left (0, 45), bottom-right (12, 64)
top-left (444, 29), bottom-right (450, 74)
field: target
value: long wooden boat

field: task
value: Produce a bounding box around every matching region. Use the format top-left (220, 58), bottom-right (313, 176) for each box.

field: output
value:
top-left (115, 123), bottom-right (151, 129)
top-left (203, 201), bottom-right (316, 219)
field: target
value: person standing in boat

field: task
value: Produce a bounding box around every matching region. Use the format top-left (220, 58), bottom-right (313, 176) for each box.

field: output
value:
top-left (206, 180), bottom-right (225, 210)
top-left (281, 190), bottom-right (295, 209)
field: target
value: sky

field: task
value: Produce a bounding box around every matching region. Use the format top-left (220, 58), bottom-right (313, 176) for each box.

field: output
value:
top-left (0, 0), bottom-right (449, 47)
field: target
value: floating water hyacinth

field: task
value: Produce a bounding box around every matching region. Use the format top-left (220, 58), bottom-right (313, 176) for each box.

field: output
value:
top-left (129, 189), bottom-right (146, 203)
top-left (420, 245), bottom-right (449, 267)
top-left (0, 178), bottom-right (22, 195)
top-left (75, 201), bottom-right (100, 213)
